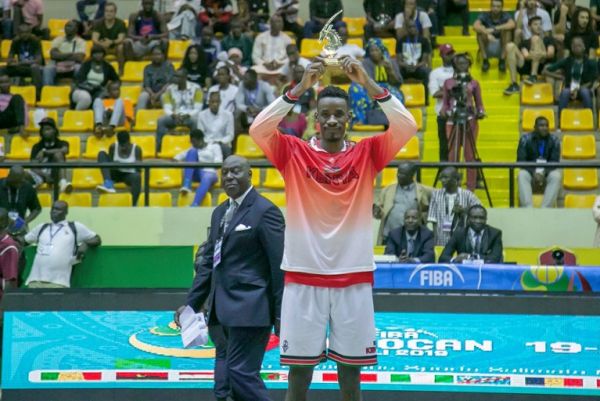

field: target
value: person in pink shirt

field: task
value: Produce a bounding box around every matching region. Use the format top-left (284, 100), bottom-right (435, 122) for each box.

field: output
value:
top-left (11, 0), bottom-right (49, 39)
top-left (250, 56), bottom-right (417, 400)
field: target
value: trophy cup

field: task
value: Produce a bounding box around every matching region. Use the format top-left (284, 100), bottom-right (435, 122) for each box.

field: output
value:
top-left (318, 10), bottom-right (344, 70)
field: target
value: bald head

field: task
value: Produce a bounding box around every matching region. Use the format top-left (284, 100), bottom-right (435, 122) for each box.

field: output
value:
top-left (50, 200), bottom-right (68, 223)
top-left (6, 165), bottom-right (25, 189)
top-left (221, 156), bottom-right (252, 199)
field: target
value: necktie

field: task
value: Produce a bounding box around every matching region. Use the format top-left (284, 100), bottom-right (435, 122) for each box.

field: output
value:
top-left (222, 200), bottom-right (238, 234)
top-left (407, 237), bottom-right (415, 257)
top-left (474, 233), bottom-right (481, 255)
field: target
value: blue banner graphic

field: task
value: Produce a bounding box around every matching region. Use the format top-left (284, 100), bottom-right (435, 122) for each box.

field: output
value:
top-left (374, 263), bottom-right (598, 291)
top-left (3, 311), bottom-right (600, 395)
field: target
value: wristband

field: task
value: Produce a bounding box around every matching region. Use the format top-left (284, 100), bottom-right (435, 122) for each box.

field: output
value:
top-left (283, 90), bottom-right (299, 104)
top-left (373, 88), bottom-right (391, 102)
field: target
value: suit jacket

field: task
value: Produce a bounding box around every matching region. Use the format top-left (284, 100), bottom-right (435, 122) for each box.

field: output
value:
top-left (375, 182), bottom-right (433, 245)
top-left (438, 225), bottom-right (503, 264)
top-left (384, 226), bottom-right (435, 263)
top-left (186, 188), bottom-right (285, 327)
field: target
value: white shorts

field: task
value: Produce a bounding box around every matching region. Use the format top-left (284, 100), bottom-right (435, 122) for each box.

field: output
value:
top-left (279, 283), bottom-right (377, 366)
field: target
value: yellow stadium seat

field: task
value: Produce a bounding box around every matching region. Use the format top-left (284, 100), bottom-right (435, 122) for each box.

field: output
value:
top-left (349, 135), bottom-right (366, 142)
top-left (150, 168), bottom-right (182, 188)
top-left (563, 168), bottom-right (598, 190)
top-left (335, 83), bottom-right (350, 92)
top-left (261, 191), bottom-right (286, 206)
top-left (564, 194), bottom-right (597, 208)
top-left (98, 193), bottom-right (133, 207)
top-left (177, 191), bottom-right (212, 207)
top-left (48, 19), bottom-right (68, 38)
top-left (27, 109), bottom-right (59, 133)
top-left (1, 40), bottom-right (11, 59)
top-left (235, 134), bottom-right (265, 158)
top-left (38, 193), bottom-right (52, 207)
top-left (85, 41), bottom-right (93, 57)
top-left (7, 135), bottom-right (37, 159)
top-left (61, 110), bottom-right (94, 132)
top-left (122, 61), bottom-right (150, 83)
top-left (300, 38), bottom-right (322, 58)
top-left (41, 40), bottom-right (52, 60)
top-left (10, 85), bottom-right (36, 106)
top-left (131, 135), bottom-right (156, 157)
top-left (353, 124), bottom-right (384, 132)
top-left (217, 192), bottom-right (228, 205)
top-left (347, 38), bottom-right (364, 48)
top-left (560, 109), bottom-right (594, 131)
top-left (402, 83), bottom-right (425, 107)
top-left (263, 169), bottom-right (285, 189)
top-left (133, 109), bottom-right (164, 132)
top-left (521, 83), bottom-right (553, 105)
top-left (83, 136), bottom-right (115, 159)
top-left (62, 136), bottom-right (81, 159)
top-left (37, 86), bottom-right (71, 107)
top-left (395, 136), bottom-right (420, 159)
top-left (409, 108), bottom-right (423, 130)
top-left (158, 134), bottom-right (191, 159)
top-left (380, 167), bottom-right (397, 187)
top-left (343, 17), bottom-right (366, 37)
top-left (562, 135), bottom-right (596, 159)
top-left (381, 38), bottom-right (397, 57)
top-left (521, 108), bottom-right (555, 131)
top-left (139, 192), bottom-right (173, 207)
top-left (72, 168), bottom-right (103, 189)
top-left (121, 86), bottom-right (142, 106)
top-left (59, 192), bottom-right (92, 207)
top-left (168, 40), bottom-right (191, 60)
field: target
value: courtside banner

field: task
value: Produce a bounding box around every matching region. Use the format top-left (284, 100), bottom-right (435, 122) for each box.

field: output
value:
top-left (3, 310), bottom-right (600, 395)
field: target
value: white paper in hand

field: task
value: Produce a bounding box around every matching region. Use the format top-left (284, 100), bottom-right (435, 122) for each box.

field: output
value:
top-left (180, 305), bottom-right (209, 348)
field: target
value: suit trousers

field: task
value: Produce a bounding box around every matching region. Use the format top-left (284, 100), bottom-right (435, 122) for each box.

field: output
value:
top-left (518, 169), bottom-right (561, 208)
top-left (208, 325), bottom-right (272, 401)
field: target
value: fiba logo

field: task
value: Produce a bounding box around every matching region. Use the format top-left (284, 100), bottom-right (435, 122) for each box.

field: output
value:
top-left (409, 264), bottom-right (465, 287)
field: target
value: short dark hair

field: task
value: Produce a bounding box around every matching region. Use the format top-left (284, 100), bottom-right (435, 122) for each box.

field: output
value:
top-left (317, 85), bottom-right (349, 105)
top-left (528, 15), bottom-right (542, 26)
top-left (534, 116), bottom-right (548, 126)
top-left (90, 44), bottom-right (106, 55)
top-left (217, 65), bottom-right (230, 75)
top-left (190, 129), bottom-right (205, 141)
top-left (105, 1), bottom-right (117, 10)
top-left (245, 69), bottom-right (257, 79)
top-left (117, 131), bottom-right (130, 145)
top-left (468, 204), bottom-right (487, 216)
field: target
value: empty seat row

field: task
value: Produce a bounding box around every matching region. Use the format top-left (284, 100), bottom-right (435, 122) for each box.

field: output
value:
top-left (522, 107), bottom-right (596, 131)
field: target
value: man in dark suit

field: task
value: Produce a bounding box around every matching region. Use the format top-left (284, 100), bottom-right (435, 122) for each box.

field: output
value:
top-left (438, 204), bottom-right (503, 263)
top-left (384, 208), bottom-right (435, 263)
top-left (175, 155), bottom-right (285, 401)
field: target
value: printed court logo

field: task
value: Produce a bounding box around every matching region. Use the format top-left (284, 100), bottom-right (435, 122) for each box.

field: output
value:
top-left (409, 264), bottom-right (466, 287)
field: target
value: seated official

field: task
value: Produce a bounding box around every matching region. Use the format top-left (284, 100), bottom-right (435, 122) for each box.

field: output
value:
top-left (384, 209), bottom-right (435, 263)
top-left (438, 205), bottom-right (503, 264)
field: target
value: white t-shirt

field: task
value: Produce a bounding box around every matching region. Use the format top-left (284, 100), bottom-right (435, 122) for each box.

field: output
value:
top-left (428, 66), bottom-right (454, 115)
top-left (174, 143), bottom-right (223, 172)
top-left (25, 221), bottom-right (97, 288)
top-left (394, 11), bottom-right (432, 30)
top-left (208, 84), bottom-right (239, 113)
top-left (514, 8), bottom-right (552, 39)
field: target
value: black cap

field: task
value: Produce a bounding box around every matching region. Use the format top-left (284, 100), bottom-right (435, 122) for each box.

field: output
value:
top-left (39, 117), bottom-right (58, 131)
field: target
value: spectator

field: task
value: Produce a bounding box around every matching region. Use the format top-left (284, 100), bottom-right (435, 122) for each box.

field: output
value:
top-left (373, 162), bottom-right (432, 245)
top-left (4, 24), bottom-right (43, 100)
top-left (175, 129), bottom-right (222, 206)
top-left (180, 44), bottom-right (209, 88)
top-left (43, 20), bottom-right (86, 86)
top-left (564, 7), bottom-right (598, 58)
top-left (395, 0), bottom-right (433, 40)
top-left (11, 0), bottom-right (49, 39)
top-left (303, 0), bottom-right (345, 40)
top-left (332, 25), bottom-right (366, 59)
top-left (473, 0), bottom-right (515, 73)
top-left (396, 20), bottom-right (431, 100)
top-left (438, 204), bottom-right (503, 263)
top-left (428, 44), bottom-right (454, 162)
top-left (0, 165), bottom-right (42, 225)
top-left (427, 166), bottom-right (481, 246)
top-left (438, 0), bottom-right (469, 36)
top-left (418, 0), bottom-right (440, 39)
top-left (594, 195), bottom-right (600, 247)
top-left (384, 208), bottom-right (435, 263)
top-left (29, 117), bottom-right (72, 193)
top-left (0, 73), bottom-right (28, 136)
top-left (91, 1), bottom-right (127, 75)
top-left (504, 16), bottom-right (556, 94)
top-left (200, 25), bottom-right (222, 73)
top-left (441, 53), bottom-right (485, 190)
top-left (24, 200), bottom-right (101, 288)
top-left (282, 64), bottom-right (315, 114)
top-left (97, 131), bottom-right (142, 206)
top-left (221, 20), bottom-right (253, 67)
top-left (76, 0), bottom-right (106, 39)
top-left (198, 0), bottom-right (233, 35)
top-left (543, 36), bottom-right (597, 117)
top-left (364, 0), bottom-right (400, 39)
top-left (247, 0), bottom-right (270, 32)
top-left (124, 0), bottom-right (168, 61)
top-left (280, 43), bottom-right (310, 82)
top-left (515, 0), bottom-right (552, 44)
top-left (156, 68), bottom-right (203, 151)
top-left (234, 69), bottom-right (275, 133)
top-left (137, 45), bottom-right (175, 110)
top-left (209, 66), bottom-right (238, 113)
top-left (214, 47), bottom-right (247, 85)
top-left (516, 116), bottom-right (561, 208)
top-left (277, 104), bottom-right (307, 138)
top-left (252, 15), bottom-right (292, 82)
top-left (273, 0), bottom-right (303, 45)
top-left (553, 0), bottom-right (577, 45)
top-left (71, 44), bottom-right (119, 110)
top-left (166, 0), bottom-right (201, 40)
top-left (349, 38), bottom-right (403, 126)
top-left (0, 208), bottom-right (19, 298)
top-left (93, 80), bottom-right (132, 138)
top-left (198, 91), bottom-right (234, 156)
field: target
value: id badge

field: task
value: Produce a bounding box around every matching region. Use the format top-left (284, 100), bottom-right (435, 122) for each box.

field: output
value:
top-left (38, 244), bottom-right (53, 256)
top-left (442, 220), bottom-right (453, 233)
top-left (569, 80), bottom-right (580, 92)
top-left (535, 158), bottom-right (546, 175)
top-left (213, 239), bottom-right (222, 269)
top-left (8, 211), bottom-right (18, 220)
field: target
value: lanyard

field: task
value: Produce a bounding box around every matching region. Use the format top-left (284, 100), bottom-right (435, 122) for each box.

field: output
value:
top-left (537, 139), bottom-right (546, 158)
top-left (49, 225), bottom-right (64, 243)
top-left (7, 188), bottom-right (19, 209)
top-left (570, 61), bottom-right (583, 82)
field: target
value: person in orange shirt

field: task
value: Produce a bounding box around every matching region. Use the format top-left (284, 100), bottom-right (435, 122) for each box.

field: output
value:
top-left (92, 80), bottom-right (133, 137)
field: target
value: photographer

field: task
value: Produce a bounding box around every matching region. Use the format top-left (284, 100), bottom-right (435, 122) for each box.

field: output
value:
top-left (440, 53), bottom-right (484, 191)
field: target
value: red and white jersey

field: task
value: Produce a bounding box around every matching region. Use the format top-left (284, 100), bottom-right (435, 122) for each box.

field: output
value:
top-left (250, 90), bottom-right (417, 277)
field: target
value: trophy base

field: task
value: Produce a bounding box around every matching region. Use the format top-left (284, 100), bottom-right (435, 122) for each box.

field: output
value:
top-left (323, 57), bottom-right (343, 70)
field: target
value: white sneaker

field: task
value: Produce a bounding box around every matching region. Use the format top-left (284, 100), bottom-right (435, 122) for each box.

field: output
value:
top-left (59, 179), bottom-right (73, 193)
top-left (96, 184), bottom-right (116, 193)
top-left (179, 186), bottom-right (192, 194)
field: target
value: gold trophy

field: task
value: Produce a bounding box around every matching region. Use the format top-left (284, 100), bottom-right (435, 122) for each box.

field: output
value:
top-left (318, 10), bottom-right (344, 70)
